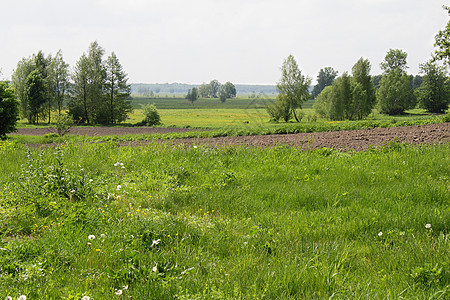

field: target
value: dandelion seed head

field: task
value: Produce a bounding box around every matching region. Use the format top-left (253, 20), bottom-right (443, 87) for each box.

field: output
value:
top-left (117, 185), bottom-right (121, 190)
top-left (425, 224), bottom-right (432, 229)
top-left (378, 231), bottom-right (383, 237)
top-left (18, 296), bottom-right (27, 300)
top-left (5, 296), bottom-right (13, 300)
top-left (82, 296), bottom-right (90, 300)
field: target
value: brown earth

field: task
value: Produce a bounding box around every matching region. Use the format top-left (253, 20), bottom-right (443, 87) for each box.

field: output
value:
top-left (11, 123), bottom-right (450, 151)
top-left (159, 123), bottom-right (450, 151)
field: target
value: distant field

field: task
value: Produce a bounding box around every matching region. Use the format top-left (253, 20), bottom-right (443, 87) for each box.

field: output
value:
top-left (131, 96), bottom-right (316, 110)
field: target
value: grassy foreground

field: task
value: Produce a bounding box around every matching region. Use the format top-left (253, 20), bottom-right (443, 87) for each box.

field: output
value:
top-left (0, 141), bottom-right (449, 299)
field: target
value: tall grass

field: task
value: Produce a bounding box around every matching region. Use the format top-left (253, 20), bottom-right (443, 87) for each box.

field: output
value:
top-left (0, 140), bottom-right (448, 299)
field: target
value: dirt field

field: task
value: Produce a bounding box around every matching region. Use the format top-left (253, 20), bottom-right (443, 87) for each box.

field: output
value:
top-left (13, 123), bottom-right (450, 151)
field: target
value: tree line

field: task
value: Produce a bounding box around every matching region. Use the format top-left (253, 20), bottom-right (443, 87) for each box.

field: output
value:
top-left (186, 80), bottom-right (236, 104)
top-left (10, 41), bottom-right (131, 125)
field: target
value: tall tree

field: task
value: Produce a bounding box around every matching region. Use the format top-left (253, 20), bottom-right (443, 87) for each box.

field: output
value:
top-left (25, 70), bottom-right (46, 124)
top-left (377, 49), bottom-right (414, 115)
top-left (329, 73), bottom-right (352, 120)
top-left (198, 83), bottom-right (209, 98)
top-left (380, 49), bottom-right (408, 73)
top-left (223, 82), bottom-right (236, 98)
top-left (416, 60), bottom-right (450, 113)
top-left (103, 52), bottom-right (131, 124)
top-left (352, 58), bottom-right (376, 119)
top-left (186, 87), bottom-right (199, 105)
top-left (376, 68), bottom-right (414, 115)
top-left (208, 80), bottom-right (221, 98)
top-left (87, 41), bottom-right (106, 123)
top-left (276, 54), bottom-right (311, 122)
top-left (48, 50), bottom-right (70, 115)
top-left (433, 5), bottom-right (450, 66)
top-left (12, 57), bottom-right (35, 120)
top-left (70, 54), bottom-right (91, 123)
top-left (311, 67), bottom-right (338, 99)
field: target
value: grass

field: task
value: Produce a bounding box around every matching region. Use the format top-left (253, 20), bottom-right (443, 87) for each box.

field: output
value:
top-left (0, 140), bottom-right (448, 299)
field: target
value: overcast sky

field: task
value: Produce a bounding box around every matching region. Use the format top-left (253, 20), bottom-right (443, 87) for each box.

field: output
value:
top-left (1, 0), bottom-right (448, 84)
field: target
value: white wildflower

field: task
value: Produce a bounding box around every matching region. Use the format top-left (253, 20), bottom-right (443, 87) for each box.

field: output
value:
top-left (89, 179), bottom-right (93, 183)
top-left (425, 224), bottom-right (432, 229)
top-left (378, 231), bottom-right (383, 237)
top-left (5, 296), bottom-right (13, 300)
top-left (117, 185), bottom-right (121, 191)
top-left (100, 233), bottom-right (105, 239)
top-left (152, 265), bottom-right (157, 272)
top-left (82, 296), bottom-right (90, 300)
top-left (151, 239), bottom-right (161, 247)
top-left (18, 296), bottom-right (27, 300)
top-left (88, 235), bottom-right (95, 241)
top-left (115, 289), bottom-right (122, 296)
top-left (123, 285), bottom-right (128, 290)
top-left (114, 162), bottom-right (119, 167)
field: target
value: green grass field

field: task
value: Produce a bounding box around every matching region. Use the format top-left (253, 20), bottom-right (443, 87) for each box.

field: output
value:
top-left (0, 141), bottom-right (449, 299)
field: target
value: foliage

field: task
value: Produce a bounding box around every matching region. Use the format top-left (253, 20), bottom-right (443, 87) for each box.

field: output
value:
top-left (0, 82), bottom-right (19, 139)
top-left (433, 5), bottom-right (450, 66)
top-left (54, 113), bottom-right (75, 137)
top-left (352, 57), bottom-right (376, 119)
top-left (222, 82), bottom-right (237, 98)
top-left (266, 94), bottom-right (292, 122)
top-left (311, 66), bottom-right (338, 99)
top-left (25, 69), bottom-right (46, 124)
top-left (185, 88), bottom-right (199, 105)
top-left (377, 49), bottom-right (414, 115)
top-left (380, 48), bottom-right (408, 73)
top-left (102, 52), bottom-right (132, 124)
top-left (69, 42), bottom-right (131, 125)
top-left (416, 60), bottom-right (450, 113)
top-left (273, 54), bottom-right (311, 122)
top-left (377, 68), bottom-right (414, 115)
top-left (141, 104), bottom-right (161, 126)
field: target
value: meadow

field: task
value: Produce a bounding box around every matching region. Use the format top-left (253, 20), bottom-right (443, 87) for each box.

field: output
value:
top-left (0, 139), bottom-right (449, 299)
top-left (2, 97), bottom-right (449, 299)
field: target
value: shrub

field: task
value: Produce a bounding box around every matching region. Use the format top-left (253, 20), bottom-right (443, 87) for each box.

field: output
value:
top-left (141, 104), bottom-right (161, 126)
top-left (0, 81), bottom-right (19, 139)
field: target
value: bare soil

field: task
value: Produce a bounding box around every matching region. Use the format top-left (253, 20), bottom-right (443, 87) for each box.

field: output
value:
top-left (160, 123), bottom-right (450, 151)
top-left (12, 123), bottom-right (450, 151)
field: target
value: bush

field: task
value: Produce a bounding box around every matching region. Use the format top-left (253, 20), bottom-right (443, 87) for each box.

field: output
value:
top-left (0, 81), bottom-right (19, 139)
top-left (141, 103), bottom-right (161, 126)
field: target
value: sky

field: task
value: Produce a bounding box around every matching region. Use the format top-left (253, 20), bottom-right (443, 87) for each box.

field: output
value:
top-left (1, 0), bottom-right (448, 85)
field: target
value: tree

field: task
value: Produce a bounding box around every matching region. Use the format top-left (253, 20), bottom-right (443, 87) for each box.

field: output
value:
top-left (12, 57), bottom-right (35, 120)
top-left (377, 49), bottom-right (414, 115)
top-left (416, 60), bottom-right (450, 113)
top-left (0, 81), bottom-right (19, 139)
top-left (219, 89), bottom-right (227, 103)
top-left (69, 53), bottom-right (90, 123)
top-left (311, 67), bottom-right (338, 99)
top-left (376, 68), bottom-right (414, 115)
top-left (25, 70), bottom-right (46, 124)
top-left (198, 83), bottom-right (209, 98)
top-left (86, 41), bottom-right (106, 124)
top-left (186, 87), bottom-right (199, 104)
top-left (329, 73), bottom-right (352, 120)
top-left (142, 104), bottom-right (161, 126)
top-left (103, 52), bottom-right (132, 124)
top-left (313, 85), bottom-right (333, 118)
top-left (275, 54), bottom-right (311, 122)
top-left (380, 49), bottom-right (408, 73)
top-left (352, 58), bottom-right (376, 119)
top-left (48, 50), bottom-right (70, 115)
top-left (223, 82), bottom-right (236, 98)
top-left (433, 5), bottom-right (450, 66)
top-left (208, 80), bottom-right (221, 98)
top-left (266, 94), bottom-right (292, 122)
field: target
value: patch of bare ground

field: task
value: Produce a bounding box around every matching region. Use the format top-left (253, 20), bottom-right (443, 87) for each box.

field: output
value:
top-left (155, 123), bottom-right (450, 151)
top-left (12, 123), bottom-right (450, 151)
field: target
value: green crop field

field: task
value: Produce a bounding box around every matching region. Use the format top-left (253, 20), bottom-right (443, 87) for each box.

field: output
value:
top-left (0, 140), bottom-right (449, 299)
